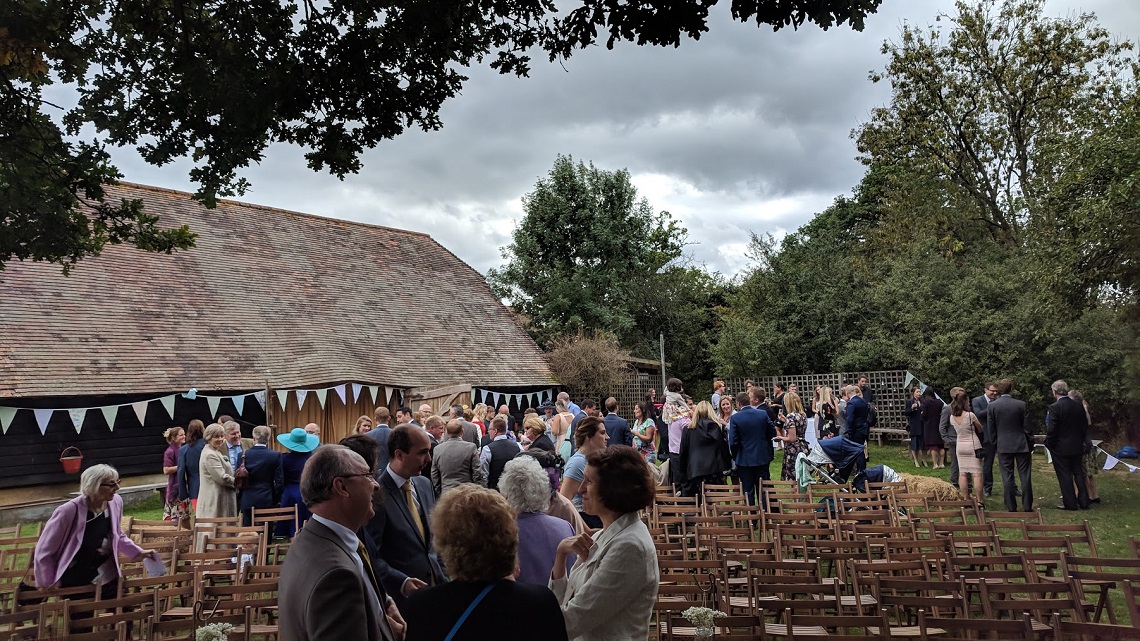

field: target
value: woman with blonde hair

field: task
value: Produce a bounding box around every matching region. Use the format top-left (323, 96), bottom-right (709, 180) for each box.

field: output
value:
top-left (354, 415), bottom-right (373, 434)
top-left (815, 386), bottom-right (839, 439)
top-left (403, 485), bottom-right (567, 640)
top-left (678, 401), bottom-right (731, 498)
top-left (523, 414), bottom-right (555, 452)
top-left (776, 392), bottom-right (809, 481)
top-left (548, 399), bottom-right (575, 456)
top-left (472, 403), bottom-right (490, 431)
top-left (196, 424), bottom-right (237, 545)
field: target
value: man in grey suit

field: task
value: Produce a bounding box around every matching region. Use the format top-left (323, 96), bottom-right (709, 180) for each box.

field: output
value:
top-left (279, 445), bottom-right (401, 641)
top-left (366, 425), bottom-right (447, 612)
top-left (973, 381), bottom-right (999, 495)
top-left (1045, 380), bottom-right (1091, 511)
top-left (449, 405), bottom-right (482, 445)
top-left (431, 419), bottom-right (484, 496)
top-left (986, 379), bottom-right (1034, 512)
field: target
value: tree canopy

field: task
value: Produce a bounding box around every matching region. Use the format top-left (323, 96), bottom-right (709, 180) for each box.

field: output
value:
top-left (2, 0), bottom-right (882, 272)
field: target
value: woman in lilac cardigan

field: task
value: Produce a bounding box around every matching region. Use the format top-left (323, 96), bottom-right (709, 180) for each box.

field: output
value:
top-left (34, 464), bottom-right (158, 598)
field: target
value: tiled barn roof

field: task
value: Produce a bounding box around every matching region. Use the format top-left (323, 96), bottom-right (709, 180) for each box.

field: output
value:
top-left (0, 183), bottom-right (554, 397)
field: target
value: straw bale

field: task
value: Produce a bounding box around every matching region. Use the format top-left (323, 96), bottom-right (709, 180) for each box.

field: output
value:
top-left (898, 473), bottom-right (960, 500)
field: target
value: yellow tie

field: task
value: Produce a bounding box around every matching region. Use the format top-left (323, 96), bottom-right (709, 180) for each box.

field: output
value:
top-left (403, 480), bottom-right (426, 541)
top-left (357, 540), bottom-right (378, 589)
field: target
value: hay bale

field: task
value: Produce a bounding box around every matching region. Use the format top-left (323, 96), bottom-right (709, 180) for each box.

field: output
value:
top-left (899, 473), bottom-right (960, 500)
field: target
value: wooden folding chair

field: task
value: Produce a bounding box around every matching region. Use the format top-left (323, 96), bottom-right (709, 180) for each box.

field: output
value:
top-left (1050, 612), bottom-right (1140, 641)
top-left (1060, 554), bottom-right (1140, 624)
top-left (919, 611), bottom-right (1038, 641)
top-left (979, 576), bottom-right (1086, 634)
top-left (1025, 521), bottom-right (1099, 557)
top-left (61, 592), bottom-right (154, 639)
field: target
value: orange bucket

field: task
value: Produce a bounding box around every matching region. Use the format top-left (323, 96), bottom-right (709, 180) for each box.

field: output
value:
top-left (60, 446), bottom-right (83, 474)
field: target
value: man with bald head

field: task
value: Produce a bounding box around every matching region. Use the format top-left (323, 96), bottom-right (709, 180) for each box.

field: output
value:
top-left (448, 405), bottom-right (481, 445)
top-left (304, 422), bottom-right (321, 443)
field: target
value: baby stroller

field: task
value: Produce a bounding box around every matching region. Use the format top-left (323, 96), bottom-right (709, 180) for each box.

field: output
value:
top-left (795, 435), bottom-right (869, 491)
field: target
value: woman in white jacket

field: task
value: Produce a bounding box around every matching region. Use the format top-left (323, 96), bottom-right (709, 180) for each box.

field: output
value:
top-left (550, 446), bottom-right (659, 640)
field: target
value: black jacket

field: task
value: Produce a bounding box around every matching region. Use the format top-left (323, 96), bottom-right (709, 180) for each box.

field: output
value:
top-left (680, 418), bottom-right (732, 479)
top-left (1045, 395), bottom-right (1089, 457)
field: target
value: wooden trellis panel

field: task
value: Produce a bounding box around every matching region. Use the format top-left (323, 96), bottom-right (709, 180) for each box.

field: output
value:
top-left (717, 370), bottom-right (910, 430)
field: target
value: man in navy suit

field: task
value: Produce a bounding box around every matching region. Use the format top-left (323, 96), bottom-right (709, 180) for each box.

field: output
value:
top-left (239, 425), bottom-right (283, 526)
top-left (366, 406), bottom-right (396, 472)
top-left (728, 388), bottom-right (777, 506)
top-left (365, 425), bottom-right (447, 612)
top-left (1045, 380), bottom-right (1090, 511)
top-left (843, 386), bottom-right (871, 445)
top-left (602, 397), bottom-right (633, 447)
top-left (972, 382), bottom-right (998, 495)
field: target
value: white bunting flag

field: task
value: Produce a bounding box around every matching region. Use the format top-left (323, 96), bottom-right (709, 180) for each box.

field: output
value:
top-left (1104, 455), bottom-right (1119, 471)
top-left (368, 386), bottom-right (379, 404)
top-left (232, 395), bottom-right (246, 416)
top-left (515, 394), bottom-right (523, 408)
top-left (296, 390), bottom-right (309, 409)
top-left (207, 396), bottom-right (222, 418)
top-left (351, 384), bottom-right (363, 403)
top-left (493, 393), bottom-right (502, 408)
top-left (315, 389), bottom-right (328, 409)
top-left (385, 387), bottom-right (395, 403)
top-left (101, 406), bottom-right (119, 431)
top-left (33, 409), bottom-right (54, 435)
top-left (334, 385), bottom-right (347, 405)
top-left (0, 407), bottom-right (16, 434)
top-left (902, 371), bottom-right (915, 390)
top-left (276, 390), bottom-right (289, 410)
top-left (68, 408), bottom-right (87, 434)
top-left (160, 395), bottom-right (176, 419)
top-left (253, 390), bottom-right (266, 410)
top-left (131, 401), bottom-right (149, 425)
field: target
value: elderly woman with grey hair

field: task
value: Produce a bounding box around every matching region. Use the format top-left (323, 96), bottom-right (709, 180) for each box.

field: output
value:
top-left (197, 423), bottom-right (238, 533)
top-left (33, 464), bottom-right (159, 598)
top-left (498, 456), bottom-right (575, 586)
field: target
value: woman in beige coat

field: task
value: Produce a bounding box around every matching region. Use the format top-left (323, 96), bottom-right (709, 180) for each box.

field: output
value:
top-left (196, 423), bottom-right (237, 540)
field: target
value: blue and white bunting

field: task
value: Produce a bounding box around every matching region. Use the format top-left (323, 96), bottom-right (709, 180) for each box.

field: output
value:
top-left (160, 395), bottom-right (176, 419)
top-left (68, 408), bottom-right (87, 434)
top-left (33, 409), bottom-right (54, 435)
top-left (100, 406), bottom-right (119, 431)
top-left (334, 385), bottom-right (347, 406)
top-left (232, 395), bottom-right (246, 416)
top-left (315, 389), bottom-right (328, 409)
top-left (207, 396), bottom-right (222, 418)
top-left (0, 407), bottom-right (17, 434)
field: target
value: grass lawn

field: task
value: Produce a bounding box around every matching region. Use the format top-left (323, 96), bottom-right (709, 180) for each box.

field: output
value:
top-left (863, 441), bottom-right (1140, 559)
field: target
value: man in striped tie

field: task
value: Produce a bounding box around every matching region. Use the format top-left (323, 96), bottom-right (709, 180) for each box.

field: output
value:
top-left (367, 425), bottom-right (449, 611)
top-left (279, 445), bottom-right (402, 641)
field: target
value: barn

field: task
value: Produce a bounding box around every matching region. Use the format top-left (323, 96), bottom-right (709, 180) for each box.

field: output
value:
top-left (0, 183), bottom-right (556, 489)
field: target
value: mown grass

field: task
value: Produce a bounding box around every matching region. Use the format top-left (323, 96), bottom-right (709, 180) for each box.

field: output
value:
top-left (863, 442), bottom-right (1140, 559)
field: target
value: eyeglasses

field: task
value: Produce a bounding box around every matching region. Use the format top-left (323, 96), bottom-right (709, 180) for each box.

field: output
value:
top-left (100, 480), bottom-right (121, 488)
top-left (337, 472), bottom-right (376, 483)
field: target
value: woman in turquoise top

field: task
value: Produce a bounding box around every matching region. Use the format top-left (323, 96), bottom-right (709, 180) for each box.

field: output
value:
top-left (631, 401), bottom-right (657, 463)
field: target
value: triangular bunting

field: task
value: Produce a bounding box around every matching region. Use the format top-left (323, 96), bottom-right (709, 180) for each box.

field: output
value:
top-left (232, 395), bottom-right (246, 416)
top-left (207, 396), bottom-right (222, 418)
top-left (334, 384), bottom-right (346, 405)
top-left (368, 386), bottom-right (379, 404)
top-left (100, 406), bottom-right (119, 431)
top-left (296, 390), bottom-right (309, 409)
top-left (276, 390), bottom-right (289, 410)
top-left (253, 390), bottom-right (266, 409)
top-left (131, 401), bottom-right (149, 425)
top-left (33, 409), bottom-right (54, 435)
top-left (351, 384), bottom-right (363, 403)
top-left (1104, 455), bottom-right (1119, 471)
top-left (0, 407), bottom-right (17, 434)
top-left (68, 408), bottom-right (87, 434)
top-left (903, 371), bottom-right (916, 390)
top-left (315, 389), bottom-right (328, 409)
top-left (493, 392), bottom-right (502, 408)
top-left (160, 395), bottom-right (176, 419)
top-left (385, 387), bottom-right (395, 404)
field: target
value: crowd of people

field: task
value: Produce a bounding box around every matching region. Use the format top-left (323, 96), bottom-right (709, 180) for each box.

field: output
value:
top-left (905, 378), bottom-right (1097, 512)
top-left (30, 374), bottom-right (1097, 641)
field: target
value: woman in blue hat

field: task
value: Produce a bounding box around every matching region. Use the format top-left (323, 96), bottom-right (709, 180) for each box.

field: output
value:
top-left (276, 427), bottom-right (320, 538)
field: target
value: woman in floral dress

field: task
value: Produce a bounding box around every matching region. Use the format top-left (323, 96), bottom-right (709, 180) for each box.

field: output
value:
top-left (631, 401), bottom-right (657, 463)
top-left (777, 392), bottom-right (810, 481)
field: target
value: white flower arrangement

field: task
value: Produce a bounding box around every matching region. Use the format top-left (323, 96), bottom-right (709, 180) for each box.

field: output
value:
top-left (195, 622), bottom-right (234, 641)
top-left (681, 606), bottom-right (727, 629)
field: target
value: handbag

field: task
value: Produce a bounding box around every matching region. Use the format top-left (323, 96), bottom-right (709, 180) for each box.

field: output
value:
top-left (233, 452), bottom-right (250, 490)
top-left (974, 448), bottom-right (985, 459)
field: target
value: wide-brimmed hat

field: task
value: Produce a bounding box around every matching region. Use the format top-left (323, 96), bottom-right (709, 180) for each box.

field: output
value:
top-left (277, 427), bottom-right (319, 452)
top-left (537, 401), bottom-right (556, 412)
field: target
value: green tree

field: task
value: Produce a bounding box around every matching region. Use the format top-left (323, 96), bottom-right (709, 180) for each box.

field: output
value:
top-left (488, 155), bottom-right (685, 348)
top-left (854, 0), bottom-right (1135, 247)
top-left (3, 0), bottom-right (881, 272)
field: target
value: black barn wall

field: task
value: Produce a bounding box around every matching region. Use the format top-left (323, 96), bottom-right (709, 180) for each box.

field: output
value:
top-left (0, 392), bottom-right (267, 490)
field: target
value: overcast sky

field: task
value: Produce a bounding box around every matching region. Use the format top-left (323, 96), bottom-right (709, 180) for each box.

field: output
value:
top-left (105, 0), bottom-right (1140, 279)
